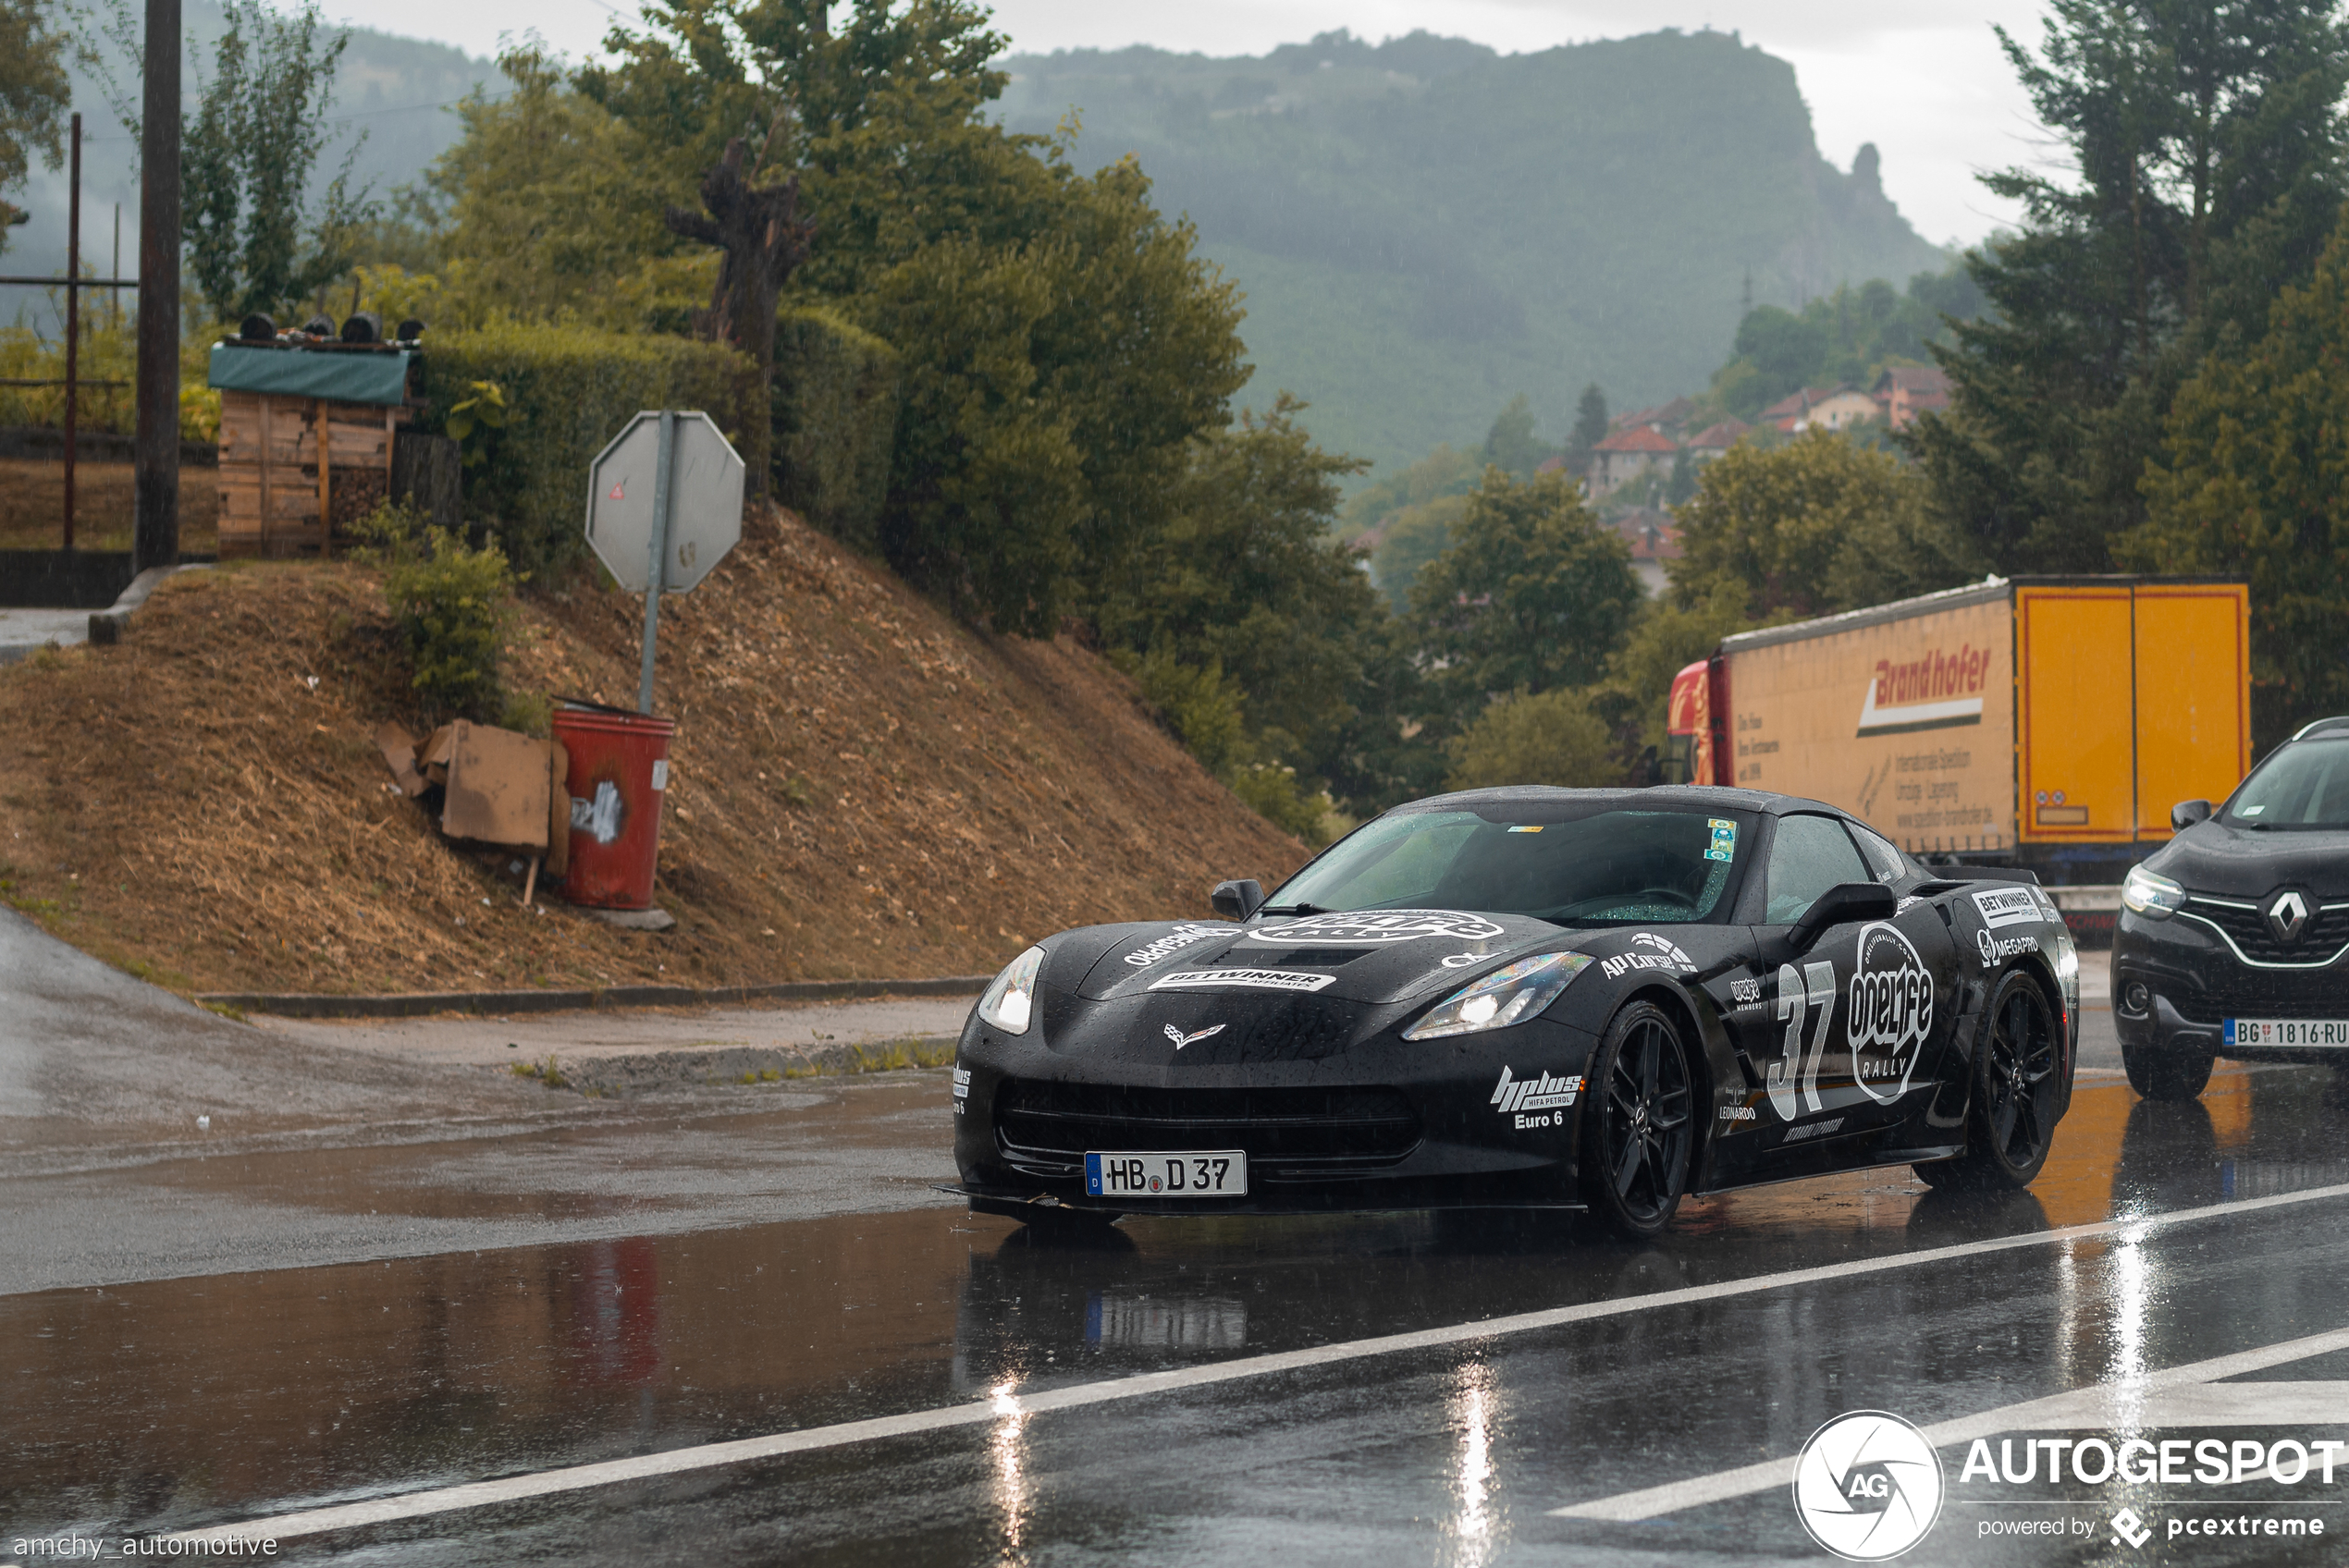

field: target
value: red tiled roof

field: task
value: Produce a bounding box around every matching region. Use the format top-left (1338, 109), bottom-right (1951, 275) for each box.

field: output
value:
top-left (1756, 386), bottom-right (1847, 420)
top-left (1874, 365), bottom-right (1951, 395)
top-left (1594, 425), bottom-right (1679, 454)
top-left (1686, 419), bottom-right (1750, 449)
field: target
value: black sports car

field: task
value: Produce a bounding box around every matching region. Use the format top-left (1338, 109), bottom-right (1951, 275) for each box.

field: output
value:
top-left (2114, 716), bottom-right (2349, 1100)
top-left (949, 787), bottom-right (2080, 1238)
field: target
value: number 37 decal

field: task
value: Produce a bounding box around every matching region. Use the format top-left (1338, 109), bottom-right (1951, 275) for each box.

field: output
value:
top-left (1766, 962), bottom-right (1837, 1121)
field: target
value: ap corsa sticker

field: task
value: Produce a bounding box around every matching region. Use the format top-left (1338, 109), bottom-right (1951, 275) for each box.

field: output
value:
top-left (1600, 931), bottom-right (1695, 979)
top-left (1246, 910), bottom-right (1507, 946)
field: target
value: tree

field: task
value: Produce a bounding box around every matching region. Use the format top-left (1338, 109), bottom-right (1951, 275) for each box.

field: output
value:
top-left (1669, 427), bottom-right (1978, 620)
top-left (1410, 468), bottom-right (1642, 721)
top-left (1482, 393), bottom-right (1550, 478)
top-left (2129, 213), bottom-right (2349, 746)
top-left (1911, 0), bottom-right (2349, 574)
top-left (1445, 687), bottom-right (1617, 790)
top-left (0, 0), bottom-right (74, 244)
top-left (1370, 495), bottom-right (1465, 612)
top-left (1567, 382), bottom-right (1608, 474)
top-left (182, 0), bottom-right (375, 323)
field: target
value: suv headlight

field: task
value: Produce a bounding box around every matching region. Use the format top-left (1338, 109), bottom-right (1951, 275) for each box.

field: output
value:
top-left (978, 945), bottom-right (1045, 1034)
top-left (2121, 865), bottom-right (2187, 919)
top-left (1404, 952), bottom-right (1593, 1041)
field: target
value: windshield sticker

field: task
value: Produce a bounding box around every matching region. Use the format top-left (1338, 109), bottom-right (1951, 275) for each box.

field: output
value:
top-left (1150, 968), bottom-right (1339, 994)
top-left (1706, 818), bottom-right (1737, 862)
top-left (1972, 887), bottom-right (2043, 930)
top-left (1247, 910), bottom-right (1507, 946)
top-left (1849, 922), bottom-right (1935, 1104)
top-left (1507, 825), bottom-right (1543, 833)
top-left (1599, 932), bottom-right (1696, 979)
top-left (1122, 923), bottom-right (1224, 968)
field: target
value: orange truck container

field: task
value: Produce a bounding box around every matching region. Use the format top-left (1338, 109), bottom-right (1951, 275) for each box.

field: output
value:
top-left (1665, 577), bottom-right (2251, 898)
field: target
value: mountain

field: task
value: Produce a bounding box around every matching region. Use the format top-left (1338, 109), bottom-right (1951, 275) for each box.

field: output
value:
top-left (2, 6), bottom-right (489, 293)
top-left (998, 28), bottom-right (1953, 476)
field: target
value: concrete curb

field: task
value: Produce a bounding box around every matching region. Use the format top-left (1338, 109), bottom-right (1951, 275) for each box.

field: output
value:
top-left (88, 563), bottom-right (209, 645)
top-left (197, 974), bottom-right (990, 1019)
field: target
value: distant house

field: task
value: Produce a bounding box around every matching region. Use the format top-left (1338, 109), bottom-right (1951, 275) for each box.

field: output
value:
top-left (1873, 365), bottom-right (1952, 429)
top-left (1588, 424), bottom-right (1679, 498)
top-left (1609, 506), bottom-right (1683, 597)
top-left (1758, 385), bottom-right (1878, 434)
top-left (1611, 397), bottom-right (1698, 439)
top-left (1684, 418), bottom-right (1751, 463)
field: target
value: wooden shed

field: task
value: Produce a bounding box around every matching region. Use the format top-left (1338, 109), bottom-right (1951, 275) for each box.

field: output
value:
top-left (208, 341), bottom-right (423, 557)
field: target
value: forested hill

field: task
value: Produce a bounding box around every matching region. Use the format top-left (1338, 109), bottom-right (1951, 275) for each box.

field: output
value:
top-left (999, 28), bottom-right (1952, 475)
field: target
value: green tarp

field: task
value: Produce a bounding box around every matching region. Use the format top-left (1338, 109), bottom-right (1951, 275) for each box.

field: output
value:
top-left (208, 344), bottom-right (412, 407)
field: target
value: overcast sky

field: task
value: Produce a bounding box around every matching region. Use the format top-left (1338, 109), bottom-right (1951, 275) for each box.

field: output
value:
top-left (334, 0), bottom-right (2058, 246)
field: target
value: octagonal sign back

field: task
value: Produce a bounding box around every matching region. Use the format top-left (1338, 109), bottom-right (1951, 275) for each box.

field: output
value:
top-left (584, 410), bottom-right (744, 594)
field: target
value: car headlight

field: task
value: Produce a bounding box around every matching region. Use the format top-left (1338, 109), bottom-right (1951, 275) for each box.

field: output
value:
top-left (1404, 952), bottom-right (1594, 1041)
top-left (978, 945), bottom-right (1045, 1034)
top-left (2121, 865), bottom-right (2186, 919)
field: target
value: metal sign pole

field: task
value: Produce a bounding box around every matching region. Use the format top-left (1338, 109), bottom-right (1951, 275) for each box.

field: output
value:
top-left (637, 410), bottom-right (677, 715)
top-left (63, 112), bottom-right (79, 553)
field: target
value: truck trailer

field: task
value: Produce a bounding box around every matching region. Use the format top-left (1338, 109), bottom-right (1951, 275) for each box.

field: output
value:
top-left (1664, 576), bottom-right (2251, 888)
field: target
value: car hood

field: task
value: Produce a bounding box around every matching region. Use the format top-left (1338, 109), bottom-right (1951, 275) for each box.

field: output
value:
top-left (2150, 821), bottom-right (2349, 900)
top-left (1072, 908), bottom-right (1695, 1008)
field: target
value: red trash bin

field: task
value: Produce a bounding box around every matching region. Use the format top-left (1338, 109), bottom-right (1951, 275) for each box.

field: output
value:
top-left (551, 703), bottom-right (676, 910)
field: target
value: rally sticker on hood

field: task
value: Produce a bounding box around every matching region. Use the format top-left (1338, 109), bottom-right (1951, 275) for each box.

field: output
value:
top-left (1121, 924), bottom-right (1224, 968)
top-left (1150, 969), bottom-right (1339, 994)
top-left (1246, 910), bottom-right (1507, 946)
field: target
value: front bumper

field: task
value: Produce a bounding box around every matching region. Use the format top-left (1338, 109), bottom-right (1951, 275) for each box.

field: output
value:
top-left (2114, 910), bottom-right (2349, 1060)
top-left (949, 1007), bottom-right (1605, 1216)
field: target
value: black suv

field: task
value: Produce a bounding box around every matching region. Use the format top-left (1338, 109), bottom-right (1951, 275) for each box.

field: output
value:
top-left (2114, 717), bottom-right (2349, 1098)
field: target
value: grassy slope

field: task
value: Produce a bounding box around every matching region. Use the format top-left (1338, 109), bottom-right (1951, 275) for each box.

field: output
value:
top-left (0, 511), bottom-right (1305, 996)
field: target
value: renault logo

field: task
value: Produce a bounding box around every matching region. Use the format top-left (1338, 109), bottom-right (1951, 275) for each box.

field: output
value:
top-left (2269, 889), bottom-right (2311, 944)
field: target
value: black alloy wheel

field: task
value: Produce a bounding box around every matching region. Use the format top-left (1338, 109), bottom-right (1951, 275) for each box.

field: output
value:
top-left (1580, 1001), bottom-right (1694, 1239)
top-left (1917, 971), bottom-right (2060, 1190)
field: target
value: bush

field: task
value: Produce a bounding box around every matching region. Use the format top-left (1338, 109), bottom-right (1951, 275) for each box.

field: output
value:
top-left (422, 323), bottom-right (756, 577)
top-left (368, 502), bottom-right (520, 723)
top-left (1227, 762), bottom-right (1334, 846)
top-left (1119, 646), bottom-right (1246, 775)
top-left (1445, 688), bottom-right (1621, 790)
top-left (773, 306), bottom-right (900, 553)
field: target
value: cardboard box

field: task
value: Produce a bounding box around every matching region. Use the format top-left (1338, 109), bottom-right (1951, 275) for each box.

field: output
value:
top-left (440, 720), bottom-right (552, 849)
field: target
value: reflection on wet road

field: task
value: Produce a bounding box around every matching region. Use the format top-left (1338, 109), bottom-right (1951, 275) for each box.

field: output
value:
top-left (13, 1065), bottom-right (2349, 1565)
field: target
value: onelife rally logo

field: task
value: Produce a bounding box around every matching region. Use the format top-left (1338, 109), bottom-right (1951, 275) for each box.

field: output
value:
top-left (1794, 1411), bottom-right (1945, 1561)
top-left (1246, 910), bottom-right (1507, 946)
top-left (1849, 923), bottom-right (1934, 1104)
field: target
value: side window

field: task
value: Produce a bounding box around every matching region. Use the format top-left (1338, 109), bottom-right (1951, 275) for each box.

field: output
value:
top-left (1764, 815), bottom-right (1874, 925)
top-left (1848, 822), bottom-right (1911, 885)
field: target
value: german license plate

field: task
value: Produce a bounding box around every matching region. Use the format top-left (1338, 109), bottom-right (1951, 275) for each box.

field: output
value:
top-left (1085, 1149), bottom-right (1248, 1197)
top-left (2226, 1019), bottom-right (2349, 1047)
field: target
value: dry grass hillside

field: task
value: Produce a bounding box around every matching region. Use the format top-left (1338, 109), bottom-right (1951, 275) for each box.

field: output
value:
top-left (0, 508), bottom-right (1307, 996)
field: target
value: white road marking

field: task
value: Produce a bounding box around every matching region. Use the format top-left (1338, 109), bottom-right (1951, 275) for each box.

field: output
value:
top-left (168, 1178), bottom-right (2349, 1546)
top-left (1554, 1329), bottom-right (2349, 1522)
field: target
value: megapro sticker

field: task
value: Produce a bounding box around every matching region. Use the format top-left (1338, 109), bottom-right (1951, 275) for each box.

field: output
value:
top-left (1849, 922), bottom-right (1935, 1103)
top-left (1976, 929), bottom-right (2037, 967)
top-left (1247, 910), bottom-right (1507, 946)
top-left (1491, 1066), bottom-right (1581, 1127)
top-left (1150, 969), bottom-right (1339, 994)
top-left (1600, 931), bottom-right (1695, 979)
top-left (1122, 923), bottom-right (1224, 968)
top-left (1972, 887), bottom-right (2043, 930)
top-left (1706, 817), bottom-right (1738, 862)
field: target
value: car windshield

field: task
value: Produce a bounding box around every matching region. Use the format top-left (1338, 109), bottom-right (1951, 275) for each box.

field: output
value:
top-left (2224, 738), bottom-right (2349, 829)
top-left (1264, 805), bottom-right (1752, 925)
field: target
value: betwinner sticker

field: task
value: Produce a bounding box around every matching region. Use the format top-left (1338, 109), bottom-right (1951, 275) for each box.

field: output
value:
top-left (1972, 887), bottom-right (2043, 929)
top-left (1706, 818), bottom-right (1738, 863)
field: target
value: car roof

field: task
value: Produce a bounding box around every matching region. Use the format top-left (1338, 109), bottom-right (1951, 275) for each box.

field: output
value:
top-left (1397, 785), bottom-right (1845, 819)
top-left (2290, 716), bottom-right (2349, 741)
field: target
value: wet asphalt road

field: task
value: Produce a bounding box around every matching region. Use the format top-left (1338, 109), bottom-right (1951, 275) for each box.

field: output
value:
top-left (14, 982), bottom-right (2349, 1565)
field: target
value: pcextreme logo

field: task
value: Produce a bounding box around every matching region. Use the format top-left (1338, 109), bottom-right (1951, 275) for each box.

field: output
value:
top-left (1793, 1411), bottom-right (1945, 1561)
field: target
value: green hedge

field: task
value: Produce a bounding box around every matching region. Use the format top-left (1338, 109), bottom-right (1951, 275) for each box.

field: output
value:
top-left (423, 324), bottom-right (757, 577)
top-left (771, 307), bottom-right (899, 554)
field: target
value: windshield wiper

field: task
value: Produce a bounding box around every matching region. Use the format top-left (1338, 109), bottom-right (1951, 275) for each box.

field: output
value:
top-left (1255, 902), bottom-right (1328, 915)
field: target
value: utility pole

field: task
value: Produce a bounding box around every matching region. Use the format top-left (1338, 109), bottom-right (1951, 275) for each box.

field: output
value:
top-left (133, 0), bottom-right (181, 574)
top-left (63, 113), bottom-right (80, 552)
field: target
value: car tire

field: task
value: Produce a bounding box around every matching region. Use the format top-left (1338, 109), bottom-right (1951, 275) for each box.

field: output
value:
top-left (1580, 1000), bottom-right (1694, 1240)
top-left (2121, 1036), bottom-right (2215, 1102)
top-left (1914, 971), bottom-right (2061, 1190)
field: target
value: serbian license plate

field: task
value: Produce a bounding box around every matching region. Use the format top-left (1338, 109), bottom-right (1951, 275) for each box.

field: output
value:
top-left (2226, 1019), bottom-right (2349, 1048)
top-left (1085, 1149), bottom-right (1248, 1198)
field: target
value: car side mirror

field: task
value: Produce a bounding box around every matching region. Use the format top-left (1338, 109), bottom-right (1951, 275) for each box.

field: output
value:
top-left (2171, 799), bottom-right (2212, 830)
top-left (1788, 881), bottom-right (1899, 953)
top-left (1211, 878), bottom-right (1265, 922)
